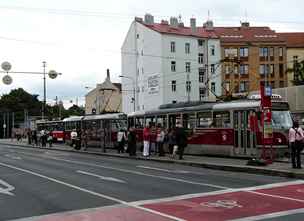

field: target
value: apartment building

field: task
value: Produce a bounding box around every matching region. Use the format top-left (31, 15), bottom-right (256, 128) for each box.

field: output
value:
top-left (279, 33), bottom-right (304, 86)
top-left (121, 14), bottom-right (222, 114)
top-left (213, 22), bottom-right (287, 96)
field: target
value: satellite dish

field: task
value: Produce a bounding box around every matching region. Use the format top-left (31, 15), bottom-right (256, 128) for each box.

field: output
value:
top-left (48, 70), bottom-right (58, 79)
top-left (2, 75), bottom-right (12, 85)
top-left (1, 61), bottom-right (12, 72)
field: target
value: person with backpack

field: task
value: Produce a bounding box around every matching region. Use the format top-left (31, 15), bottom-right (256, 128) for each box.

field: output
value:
top-left (289, 121), bottom-right (304, 169)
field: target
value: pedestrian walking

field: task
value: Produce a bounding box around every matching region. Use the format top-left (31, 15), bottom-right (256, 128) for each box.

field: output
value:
top-left (167, 128), bottom-right (176, 155)
top-left (289, 121), bottom-right (304, 169)
top-left (82, 129), bottom-right (88, 150)
top-left (143, 125), bottom-right (150, 157)
top-left (175, 121), bottom-right (188, 160)
top-left (156, 124), bottom-right (165, 156)
top-left (128, 127), bottom-right (137, 156)
top-left (32, 130), bottom-right (38, 147)
top-left (47, 131), bottom-right (53, 147)
top-left (117, 129), bottom-right (127, 153)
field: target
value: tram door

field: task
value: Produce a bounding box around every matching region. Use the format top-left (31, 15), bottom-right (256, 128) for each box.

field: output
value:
top-left (233, 111), bottom-right (251, 156)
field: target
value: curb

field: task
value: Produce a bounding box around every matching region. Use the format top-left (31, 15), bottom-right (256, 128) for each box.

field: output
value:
top-left (1, 142), bottom-right (303, 179)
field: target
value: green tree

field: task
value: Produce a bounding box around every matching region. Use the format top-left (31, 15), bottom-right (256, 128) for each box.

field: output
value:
top-left (67, 105), bottom-right (85, 116)
top-left (288, 60), bottom-right (304, 85)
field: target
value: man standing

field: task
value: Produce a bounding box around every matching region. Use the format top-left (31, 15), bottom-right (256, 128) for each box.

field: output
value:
top-left (289, 121), bottom-right (304, 169)
top-left (117, 129), bottom-right (126, 153)
top-left (175, 121), bottom-right (187, 160)
top-left (128, 127), bottom-right (137, 156)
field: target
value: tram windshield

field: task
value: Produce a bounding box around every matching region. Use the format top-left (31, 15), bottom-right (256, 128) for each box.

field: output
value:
top-left (272, 111), bottom-right (293, 129)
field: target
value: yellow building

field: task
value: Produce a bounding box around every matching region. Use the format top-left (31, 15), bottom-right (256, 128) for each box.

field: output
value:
top-left (279, 33), bottom-right (304, 86)
top-left (85, 70), bottom-right (122, 114)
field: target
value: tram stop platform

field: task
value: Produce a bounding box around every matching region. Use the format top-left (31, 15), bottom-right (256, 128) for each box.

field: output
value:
top-left (1, 138), bottom-right (304, 179)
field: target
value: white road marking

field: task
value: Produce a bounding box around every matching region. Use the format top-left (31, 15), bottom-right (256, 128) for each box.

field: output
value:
top-left (5, 154), bottom-right (22, 160)
top-left (8, 150), bottom-right (229, 189)
top-left (77, 170), bottom-right (126, 183)
top-left (229, 208), bottom-right (304, 221)
top-left (0, 179), bottom-right (15, 196)
top-left (130, 180), bottom-right (304, 206)
top-left (137, 165), bottom-right (190, 174)
top-left (0, 161), bottom-right (185, 221)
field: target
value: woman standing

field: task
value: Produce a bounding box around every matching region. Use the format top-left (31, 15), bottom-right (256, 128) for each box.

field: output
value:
top-left (289, 121), bottom-right (304, 169)
top-left (143, 125), bottom-right (150, 157)
top-left (167, 128), bottom-right (176, 155)
top-left (128, 127), bottom-right (137, 156)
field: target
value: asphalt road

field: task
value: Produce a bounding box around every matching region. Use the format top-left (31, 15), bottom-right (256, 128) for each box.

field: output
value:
top-left (0, 144), bottom-right (303, 221)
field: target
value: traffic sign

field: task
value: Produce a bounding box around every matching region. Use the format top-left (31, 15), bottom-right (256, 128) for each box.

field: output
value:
top-left (1, 61), bottom-right (12, 71)
top-left (2, 75), bottom-right (13, 85)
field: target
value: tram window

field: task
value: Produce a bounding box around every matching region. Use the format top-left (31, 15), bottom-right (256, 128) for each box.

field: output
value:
top-left (135, 118), bottom-right (144, 128)
top-left (272, 111), bottom-right (293, 129)
top-left (197, 112), bottom-right (212, 128)
top-left (213, 111), bottom-right (231, 128)
top-left (183, 113), bottom-right (196, 129)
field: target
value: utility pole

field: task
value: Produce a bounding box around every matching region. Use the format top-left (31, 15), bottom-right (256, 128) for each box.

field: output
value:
top-left (42, 61), bottom-right (46, 120)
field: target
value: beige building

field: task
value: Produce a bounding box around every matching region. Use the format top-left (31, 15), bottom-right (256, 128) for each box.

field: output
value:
top-left (85, 70), bottom-right (122, 114)
top-left (279, 33), bottom-right (304, 86)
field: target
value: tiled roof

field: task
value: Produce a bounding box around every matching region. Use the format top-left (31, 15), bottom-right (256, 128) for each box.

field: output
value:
top-left (214, 26), bottom-right (285, 43)
top-left (140, 21), bottom-right (285, 43)
top-left (141, 22), bottom-right (218, 38)
top-left (278, 33), bottom-right (304, 48)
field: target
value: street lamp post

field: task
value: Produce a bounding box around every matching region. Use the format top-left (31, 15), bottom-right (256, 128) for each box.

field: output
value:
top-left (119, 75), bottom-right (135, 112)
top-left (0, 61), bottom-right (62, 120)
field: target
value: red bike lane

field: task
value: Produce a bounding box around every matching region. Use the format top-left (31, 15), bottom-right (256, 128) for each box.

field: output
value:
top-left (29, 182), bottom-right (304, 221)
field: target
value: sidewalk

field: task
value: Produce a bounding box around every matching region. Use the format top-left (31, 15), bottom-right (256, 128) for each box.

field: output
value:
top-left (1, 139), bottom-right (304, 179)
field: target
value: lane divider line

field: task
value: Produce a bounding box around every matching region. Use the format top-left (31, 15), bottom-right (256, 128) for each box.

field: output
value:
top-left (0, 161), bottom-right (186, 221)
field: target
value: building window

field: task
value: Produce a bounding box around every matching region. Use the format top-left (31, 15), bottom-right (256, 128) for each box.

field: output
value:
top-left (279, 81), bottom-right (284, 88)
top-left (198, 39), bottom-right (204, 46)
top-left (211, 82), bottom-right (216, 93)
top-left (211, 45), bottom-right (215, 56)
top-left (279, 47), bottom-right (283, 57)
top-left (142, 105), bottom-right (144, 110)
top-left (211, 64), bottom-right (215, 74)
top-left (225, 82), bottom-right (230, 92)
top-left (279, 63), bottom-right (284, 77)
top-left (240, 64), bottom-right (249, 75)
top-left (260, 64), bottom-right (268, 75)
top-left (198, 53), bottom-right (204, 64)
top-left (270, 81), bottom-right (275, 89)
top-left (199, 88), bottom-right (206, 100)
top-left (270, 64), bottom-right (274, 77)
top-left (224, 48), bottom-right (237, 58)
top-left (240, 47), bottom-right (248, 57)
top-left (234, 65), bottom-right (238, 74)
top-left (171, 80), bottom-right (176, 92)
top-left (199, 68), bottom-right (205, 83)
top-left (259, 47), bottom-right (269, 57)
top-left (225, 65), bottom-right (231, 74)
top-left (170, 41), bottom-right (175, 52)
top-left (136, 34), bottom-right (139, 39)
top-left (293, 55), bottom-right (299, 61)
top-left (186, 62), bottom-right (191, 73)
top-left (142, 86), bottom-right (144, 92)
top-left (186, 81), bottom-right (191, 92)
top-left (185, 43), bottom-right (190, 54)
top-left (269, 47), bottom-right (274, 57)
top-left (171, 61), bottom-right (176, 72)
top-left (142, 68), bottom-right (144, 75)
top-left (239, 81), bottom-right (248, 92)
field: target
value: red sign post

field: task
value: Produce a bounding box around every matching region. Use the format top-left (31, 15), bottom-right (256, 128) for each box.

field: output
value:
top-left (260, 81), bottom-right (274, 163)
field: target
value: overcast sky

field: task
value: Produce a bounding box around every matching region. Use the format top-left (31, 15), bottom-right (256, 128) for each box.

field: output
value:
top-left (0, 0), bottom-right (303, 107)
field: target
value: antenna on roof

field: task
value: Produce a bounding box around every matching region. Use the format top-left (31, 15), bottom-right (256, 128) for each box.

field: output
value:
top-left (207, 10), bottom-right (210, 20)
top-left (245, 9), bottom-right (248, 22)
top-left (178, 14), bottom-right (182, 23)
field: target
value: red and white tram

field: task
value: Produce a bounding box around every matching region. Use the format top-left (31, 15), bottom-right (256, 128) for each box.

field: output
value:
top-left (128, 96), bottom-right (293, 158)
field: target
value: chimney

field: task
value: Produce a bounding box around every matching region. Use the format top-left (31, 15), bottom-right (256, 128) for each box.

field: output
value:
top-left (170, 17), bottom-right (178, 27)
top-left (135, 17), bottom-right (143, 23)
top-left (144, 13), bottom-right (154, 25)
top-left (106, 69), bottom-right (110, 80)
top-left (203, 20), bottom-right (214, 31)
top-left (190, 18), bottom-right (196, 32)
top-left (241, 21), bottom-right (250, 28)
